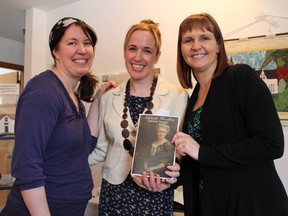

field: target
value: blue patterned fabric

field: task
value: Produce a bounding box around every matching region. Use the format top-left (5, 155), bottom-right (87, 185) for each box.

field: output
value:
top-left (187, 106), bottom-right (204, 193)
top-left (129, 95), bottom-right (148, 124)
top-left (99, 175), bottom-right (173, 215)
top-left (187, 106), bottom-right (203, 144)
top-left (99, 95), bottom-right (174, 215)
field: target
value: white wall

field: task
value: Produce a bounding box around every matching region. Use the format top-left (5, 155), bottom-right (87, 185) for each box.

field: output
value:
top-left (45, 0), bottom-right (288, 84)
top-left (0, 37), bottom-right (24, 65)
top-left (24, 8), bottom-right (47, 86)
top-left (25, 0), bottom-right (288, 191)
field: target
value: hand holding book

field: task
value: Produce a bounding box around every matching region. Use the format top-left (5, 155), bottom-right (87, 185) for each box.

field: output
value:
top-left (131, 163), bottom-right (180, 192)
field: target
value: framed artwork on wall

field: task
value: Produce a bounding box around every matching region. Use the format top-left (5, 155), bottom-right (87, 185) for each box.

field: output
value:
top-left (224, 33), bottom-right (288, 126)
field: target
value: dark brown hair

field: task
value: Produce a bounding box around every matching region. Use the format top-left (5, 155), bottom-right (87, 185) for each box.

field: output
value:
top-left (177, 13), bottom-right (229, 89)
top-left (49, 17), bottom-right (97, 56)
top-left (49, 17), bottom-right (98, 102)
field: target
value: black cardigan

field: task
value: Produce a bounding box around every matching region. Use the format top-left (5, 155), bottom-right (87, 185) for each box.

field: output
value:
top-left (178, 64), bottom-right (288, 216)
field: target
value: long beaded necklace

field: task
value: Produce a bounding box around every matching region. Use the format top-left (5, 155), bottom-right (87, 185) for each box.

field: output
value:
top-left (121, 75), bottom-right (158, 156)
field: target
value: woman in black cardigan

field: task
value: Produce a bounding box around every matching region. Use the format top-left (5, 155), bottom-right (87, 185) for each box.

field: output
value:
top-left (172, 13), bottom-right (288, 216)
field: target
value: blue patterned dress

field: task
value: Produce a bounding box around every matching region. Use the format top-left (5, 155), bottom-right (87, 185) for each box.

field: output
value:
top-left (99, 96), bottom-right (174, 216)
top-left (187, 106), bottom-right (203, 213)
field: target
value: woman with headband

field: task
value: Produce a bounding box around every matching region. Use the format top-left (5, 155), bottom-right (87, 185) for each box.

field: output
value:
top-left (0, 17), bottom-right (114, 216)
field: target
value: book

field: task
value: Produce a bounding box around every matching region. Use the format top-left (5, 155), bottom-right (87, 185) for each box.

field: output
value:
top-left (131, 114), bottom-right (179, 179)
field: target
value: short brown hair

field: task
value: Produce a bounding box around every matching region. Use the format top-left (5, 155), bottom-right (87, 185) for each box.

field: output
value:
top-left (177, 13), bottom-right (229, 89)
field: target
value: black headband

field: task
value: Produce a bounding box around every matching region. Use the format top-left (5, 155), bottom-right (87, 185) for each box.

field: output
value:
top-left (49, 17), bottom-right (97, 52)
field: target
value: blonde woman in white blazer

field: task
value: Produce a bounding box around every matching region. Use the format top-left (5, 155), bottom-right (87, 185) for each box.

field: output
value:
top-left (89, 19), bottom-right (188, 215)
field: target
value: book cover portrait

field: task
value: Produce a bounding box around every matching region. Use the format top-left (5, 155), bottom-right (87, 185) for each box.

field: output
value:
top-left (131, 114), bottom-right (179, 179)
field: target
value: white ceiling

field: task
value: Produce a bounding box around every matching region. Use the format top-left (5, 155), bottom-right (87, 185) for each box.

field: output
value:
top-left (0, 0), bottom-right (81, 42)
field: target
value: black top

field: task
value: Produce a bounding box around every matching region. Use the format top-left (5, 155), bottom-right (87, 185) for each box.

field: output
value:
top-left (178, 64), bottom-right (288, 216)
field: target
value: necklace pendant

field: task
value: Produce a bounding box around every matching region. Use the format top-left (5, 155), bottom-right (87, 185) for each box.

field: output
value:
top-left (129, 147), bottom-right (134, 156)
top-left (122, 129), bottom-right (130, 138)
top-left (122, 75), bottom-right (158, 156)
top-left (131, 129), bottom-right (137, 137)
top-left (146, 101), bottom-right (154, 110)
top-left (123, 139), bottom-right (132, 150)
top-left (120, 119), bottom-right (128, 128)
top-left (145, 110), bottom-right (152, 114)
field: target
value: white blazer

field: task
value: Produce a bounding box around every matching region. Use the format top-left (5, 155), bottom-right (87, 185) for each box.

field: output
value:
top-left (88, 75), bottom-right (188, 184)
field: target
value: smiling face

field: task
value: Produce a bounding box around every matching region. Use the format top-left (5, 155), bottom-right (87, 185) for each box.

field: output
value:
top-left (181, 28), bottom-right (219, 76)
top-left (53, 24), bottom-right (95, 79)
top-left (124, 30), bottom-right (160, 82)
